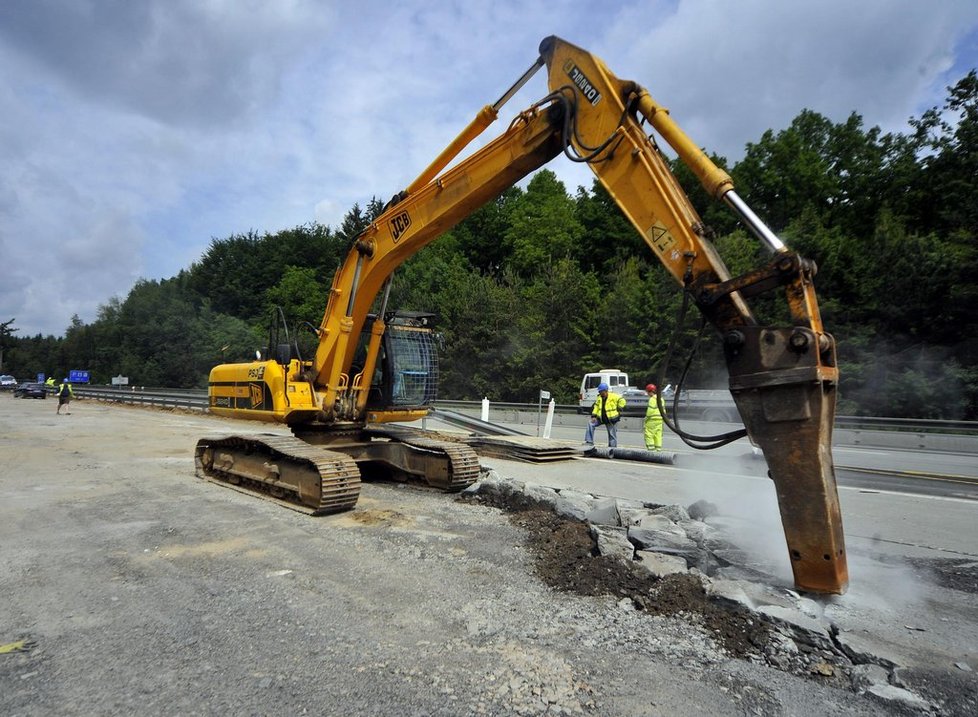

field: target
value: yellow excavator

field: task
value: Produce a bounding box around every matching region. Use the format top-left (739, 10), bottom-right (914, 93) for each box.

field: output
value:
top-left (195, 36), bottom-right (848, 595)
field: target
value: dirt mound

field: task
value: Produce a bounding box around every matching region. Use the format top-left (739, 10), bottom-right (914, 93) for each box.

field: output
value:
top-left (472, 498), bottom-right (771, 659)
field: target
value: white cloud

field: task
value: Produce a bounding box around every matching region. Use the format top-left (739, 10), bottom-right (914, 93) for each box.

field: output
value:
top-left (610, 0), bottom-right (978, 160)
top-left (0, 0), bottom-right (976, 337)
top-left (0, 0), bottom-right (336, 128)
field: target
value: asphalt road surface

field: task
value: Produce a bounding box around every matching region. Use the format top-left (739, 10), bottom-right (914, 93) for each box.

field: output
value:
top-left (2, 396), bottom-right (976, 715)
top-left (484, 413), bottom-right (978, 503)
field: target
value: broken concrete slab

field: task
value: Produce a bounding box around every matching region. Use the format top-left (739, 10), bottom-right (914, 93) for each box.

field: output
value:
top-left (835, 630), bottom-right (901, 669)
top-left (627, 526), bottom-right (698, 553)
top-left (678, 518), bottom-right (718, 546)
top-left (590, 524), bottom-right (634, 563)
top-left (850, 663), bottom-right (890, 693)
top-left (524, 484), bottom-right (559, 509)
top-left (586, 497), bottom-right (621, 526)
top-left (756, 605), bottom-right (832, 646)
top-left (650, 504), bottom-right (690, 523)
top-left (705, 578), bottom-right (754, 611)
top-left (617, 506), bottom-right (654, 527)
top-left (687, 499), bottom-right (718, 520)
top-left (865, 683), bottom-right (933, 712)
top-left (553, 489), bottom-right (594, 521)
top-left (635, 550), bottom-right (688, 578)
top-left (472, 471), bottom-right (525, 499)
top-left (633, 513), bottom-right (687, 536)
top-left (705, 578), bottom-right (802, 612)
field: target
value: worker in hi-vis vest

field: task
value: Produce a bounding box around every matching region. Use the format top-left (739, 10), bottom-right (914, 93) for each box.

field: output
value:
top-left (585, 382), bottom-right (626, 448)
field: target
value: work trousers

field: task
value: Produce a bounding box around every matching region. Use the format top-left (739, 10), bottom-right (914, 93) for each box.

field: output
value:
top-left (585, 418), bottom-right (618, 448)
top-left (644, 417), bottom-right (663, 450)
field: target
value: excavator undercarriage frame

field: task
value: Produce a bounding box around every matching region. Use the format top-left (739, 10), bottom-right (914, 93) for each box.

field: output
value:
top-left (195, 427), bottom-right (480, 515)
top-left (291, 424), bottom-right (481, 492)
top-left (194, 434), bottom-right (362, 515)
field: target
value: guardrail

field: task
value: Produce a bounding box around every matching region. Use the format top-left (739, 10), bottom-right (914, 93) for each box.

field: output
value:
top-left (833, 415), bottom-right (978, 434)
top-left (433, 400), bottom-right (978, 436)
top-left (76, 387), bottom-right (209, 411)
top-left (72, 388), bottom-right (978, 437)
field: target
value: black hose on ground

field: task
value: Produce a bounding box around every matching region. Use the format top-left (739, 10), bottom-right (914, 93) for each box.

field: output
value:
top-left (586, 446), bottom-right (676, 465)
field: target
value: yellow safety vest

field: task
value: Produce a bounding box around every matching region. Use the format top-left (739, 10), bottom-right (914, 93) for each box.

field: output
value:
top-left (591, 392), bottom-right (626, 423)
top-left (645, 395), bottom-right (664, 422)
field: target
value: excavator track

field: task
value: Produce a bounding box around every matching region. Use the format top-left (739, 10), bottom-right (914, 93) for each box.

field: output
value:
top-left (194, 434), bottom-right (361, 515)
top-left (367, 426), bottom-right (481, 491)
top-left (291, 424), bottom-right (481, 493)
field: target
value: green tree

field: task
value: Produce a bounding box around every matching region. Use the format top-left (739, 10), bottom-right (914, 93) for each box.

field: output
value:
top-left (588, 258), bottom-right (654, 372)
top-left (337, 202), bottom-right (371, 242)
top-left (453, 186), bottom-right (523, 272)
top-left (188, 223), bottom-right (344, 322)
top-left (907, 70), bottom-right (978, 237)
top-left (201, 306), bottom-right (262, 372)
top-left (264, 266), bottom-right (329, 329)
top-left (573, 179), bottom-right (646, 274)
top-left (188, 231), bottom-right (270, 318)
top-left (732, 109), bottom-right (897, 239)
top-left (0, 318), bottom-right (17, 374)
top-left (432, 267), bottom-right (524, 401)
top-left (503, 170), bottom-right (583, 275)
top-left (733, 110), bottom-right (837, 230)
top-left (504, 258), bottom-right (600, 402)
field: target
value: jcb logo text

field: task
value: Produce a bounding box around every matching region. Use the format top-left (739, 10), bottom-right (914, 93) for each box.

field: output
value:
top-left (390, 212), bottom-right (411, 243)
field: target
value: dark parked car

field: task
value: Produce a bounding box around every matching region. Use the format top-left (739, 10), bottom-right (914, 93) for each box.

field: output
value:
top-left (13, 382), bottom-right (47, 399)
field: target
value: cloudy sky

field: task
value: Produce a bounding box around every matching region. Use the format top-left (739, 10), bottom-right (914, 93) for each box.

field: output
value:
top-left (2, 0), bottom-right (977, 337)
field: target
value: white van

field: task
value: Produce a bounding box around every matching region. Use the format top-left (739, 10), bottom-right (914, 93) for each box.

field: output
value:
top-left (578, 369), bottom-right (646, 412)
top-left (0, 374), bottom-right (17, 390)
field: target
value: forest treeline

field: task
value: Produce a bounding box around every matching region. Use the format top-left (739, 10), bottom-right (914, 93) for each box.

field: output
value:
top-left (3, 72), bottom-right (976, 418)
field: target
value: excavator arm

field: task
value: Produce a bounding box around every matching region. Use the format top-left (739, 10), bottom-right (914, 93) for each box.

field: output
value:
top-left (537, 38), bottom-right (846, 594)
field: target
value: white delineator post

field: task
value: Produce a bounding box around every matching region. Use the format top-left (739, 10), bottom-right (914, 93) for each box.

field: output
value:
top-left (543, 399), bottom-right (556, 439)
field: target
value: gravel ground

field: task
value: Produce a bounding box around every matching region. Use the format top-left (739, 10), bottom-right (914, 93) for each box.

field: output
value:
top-left (0, 398), bottom-right (940, 715)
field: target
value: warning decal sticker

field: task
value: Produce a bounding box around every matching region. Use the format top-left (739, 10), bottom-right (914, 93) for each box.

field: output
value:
top-left (647, 221), bottom-right (677, 253)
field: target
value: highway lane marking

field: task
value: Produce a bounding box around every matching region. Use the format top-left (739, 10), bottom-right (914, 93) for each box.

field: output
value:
top-left (630, 458), bottom-right (978, 502)
top-left (838, 485), bottom-right (977, 504)
top-left (836, 485), bottom-right (976, 505)
top-left (838, 465), bottom-right (978, 485)
top-left (585, 454), bottom-right (978, 487)
top-left (845, 533), bottom-right (978, 558)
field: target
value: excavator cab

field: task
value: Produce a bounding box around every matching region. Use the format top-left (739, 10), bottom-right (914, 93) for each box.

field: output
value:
top-left (356, 312), bottom-right (440, 412)
top-left (257, 306), bottom-right (301, 366)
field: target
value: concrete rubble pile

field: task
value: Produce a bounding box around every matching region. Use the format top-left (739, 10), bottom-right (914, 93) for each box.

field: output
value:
top-left (463, 469), bottom-right (936, 714)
